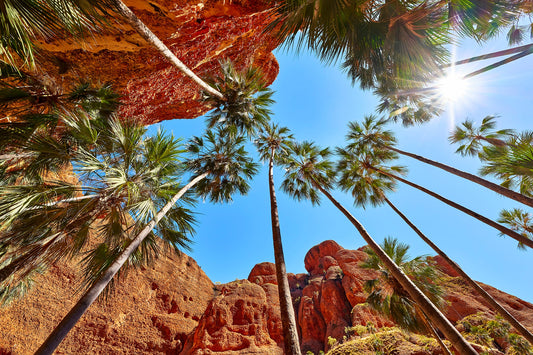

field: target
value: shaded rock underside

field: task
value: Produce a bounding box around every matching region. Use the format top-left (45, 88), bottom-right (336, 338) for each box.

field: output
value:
top-left (35, 0), bottom-right (280, 125)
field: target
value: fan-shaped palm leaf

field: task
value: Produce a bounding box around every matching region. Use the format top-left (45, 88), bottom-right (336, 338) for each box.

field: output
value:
top-left (362, 237), bottom-right (444, 333)
top-left (498, 208), bottom-right (533, 250)
top-left (449, 115), bottom-right (515, 157)
top-left (480, 132), bottom-right (533, 197)
top-left (204, 61), bottom-right (274, 138)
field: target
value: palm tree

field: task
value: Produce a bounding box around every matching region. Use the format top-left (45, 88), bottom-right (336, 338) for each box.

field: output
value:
top-left (281, 140), bottom-right (477, 354)
top-left (498, 208), bottom-right (533, 250)
top-left (336, 146), bottom-right (533, 345)
top-left (367, 164), bottom-right (533, 250)
top-left (0, 0), bottom-right (113, 68)
top-left (0, 114), bottom-right (196, 296)
top-left (346, 116), bottom-right (533, 208)
top-left (254, 123), bottom-right (301, 355)
top-left (480, 132), bottom-right (533, 197)
top-left (204, 62), bottom-right (275, 138)
top-left (361, 237), bottom-right (451, 354)
top-left (449, 116), bottom-right (515, 158)
top-left (0, 0), bottom-right (223, 98)
top-left (34, 127), bottom-right (259, 354)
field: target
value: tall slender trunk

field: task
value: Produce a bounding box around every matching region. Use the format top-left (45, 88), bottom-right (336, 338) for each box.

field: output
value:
top-left (444, 43), bottom-right (533, 67)
top-left (370, 166), bottom-right (533, 250)
top-left (414, 304), bottom-right (453, 355)
top-left (112, 0), bottom-right (224, 100)
top-left (384, 196), bottom-right (533, 344)
top-left (384, 145), bottom-right (533, 208)
top-left (35, 172), bottom-right (209, 355)
top-left (312, 183), bottom-right (477, 354)
top-left (268, 152), bottom-right (301, 354)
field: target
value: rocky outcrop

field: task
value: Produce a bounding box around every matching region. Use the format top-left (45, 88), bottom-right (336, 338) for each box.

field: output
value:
top-left (1, 240), bottom-right (533, 354)
top-left (182, 280), bottom-right (283, 354)
top-left (36, 0), bottom-right (279, 124)
top-left (0, 253), bottom-right (213, 354)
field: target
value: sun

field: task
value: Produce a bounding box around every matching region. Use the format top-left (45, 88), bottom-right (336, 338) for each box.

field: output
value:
top-left (436, 72), bottom-right (468, 102)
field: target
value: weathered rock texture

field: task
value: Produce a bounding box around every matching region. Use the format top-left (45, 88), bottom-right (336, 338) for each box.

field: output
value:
top-left (1, 240), bottom-right (533, 354)
top-left (36, 0), bottom-right (279, 124)
top-left (0, 253), bottom-right (213, 354)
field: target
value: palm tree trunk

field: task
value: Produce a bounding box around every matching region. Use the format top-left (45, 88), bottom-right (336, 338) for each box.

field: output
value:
top-left (0, 153), bottom-right (35, 160)
top-left (268, 152), bottom-right (301, 355)
top-left (370, 166), bottom-right (533, 250)
top-left (444, 43), bottom-right (533, 67)
top-left (384, 145), bottom-right (533, 208)
top-left (384, 196), bottom-right (533, 344)
top-left (312, 183), bottom-right (477, 354)
top-left (462, 47), bottom-right (533, 80)
top-left (112, 0), bottom-right (224, 100)
top-left (35, 172), bottom-right (209, 355)
top-left (414, 304), bottom-right (453, 355)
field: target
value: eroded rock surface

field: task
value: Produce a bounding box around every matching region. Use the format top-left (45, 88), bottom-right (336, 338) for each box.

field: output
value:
top-left (36, 0), bottom-right (279, 124)
top-left (2, 240), bottom-right (533, 354)
top-left (0, 253), bottom-right (213, 354)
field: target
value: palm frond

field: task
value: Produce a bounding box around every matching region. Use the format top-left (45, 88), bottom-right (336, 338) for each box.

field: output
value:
top-left (203, 61), bottom-right (274, 138)
top-left (185, 129), bottom-right (259, 203)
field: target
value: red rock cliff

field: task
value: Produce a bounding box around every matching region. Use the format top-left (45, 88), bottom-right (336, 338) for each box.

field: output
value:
top-left (37, 0), bottom-right (279, 124)
top-left (2, 240), bottom-right (533, 354)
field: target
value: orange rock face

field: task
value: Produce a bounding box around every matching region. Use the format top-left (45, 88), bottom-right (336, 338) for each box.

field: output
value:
top-left (0, 253), bottom-right (213, 354)
top-left (2, 240), bottom-right (533, 354)
top-left (37, 0), bottom-right (279, 124)
top-left (182, 280), bottom-right (283, 354)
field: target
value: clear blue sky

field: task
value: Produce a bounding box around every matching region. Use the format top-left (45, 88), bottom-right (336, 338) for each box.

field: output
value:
top-left (156, 34), bottom-right (533, 303)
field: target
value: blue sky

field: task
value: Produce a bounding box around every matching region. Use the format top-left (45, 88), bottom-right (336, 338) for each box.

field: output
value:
top-left (156, 34), bottom-right (533, 303)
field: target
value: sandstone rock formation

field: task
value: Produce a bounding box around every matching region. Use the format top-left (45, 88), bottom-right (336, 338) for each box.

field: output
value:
top-left (182, 280), bottom-right (283, 354)
top-left (36, 0), bottom-right (279, 124)
top-left (1, 240), bottom-right (533, 354)
top-left (0, 253), bottom-right (213, 354)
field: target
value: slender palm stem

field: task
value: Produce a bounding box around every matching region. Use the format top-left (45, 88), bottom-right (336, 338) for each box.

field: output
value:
top-left (268, 151), bottom-right (301, 354)
top-left (371, 166), bottom-right (533, 250)
top-left (443, 43), bottom-right (533, 67)
top-left (384, 197), bottom-right (533, 344)
top-left (0, 153), bottom-right (35, 160)
top-left (35, 172), bottom-right (209, 355)
top-left (384, 145), bottom-right (533, 208)
top-left (462, 48), bottom-right (533, 80)
top-left (112, 0), bottom-right (223, 99)
top-left (414, 304), bottom-right (453, 355)
top-left (399, 46), bottom-right (533, 96)
top-left (312, 182), bottom-right (477, 354)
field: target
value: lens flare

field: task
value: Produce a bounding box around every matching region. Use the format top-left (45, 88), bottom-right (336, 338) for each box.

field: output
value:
top-left (437, 73), bottom-right (467, 102)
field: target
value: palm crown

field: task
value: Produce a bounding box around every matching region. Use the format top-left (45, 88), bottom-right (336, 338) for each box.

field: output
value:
top-left (362, 236), bottom-right (445, 333)
top-left (281, 141), bottom-right (336, 205)
top-left (498, 208), bottom-right (533, 250)
top-left (0, 113), bottom-right (196, 301)
top-left (480, 131), bottom-right (533, 197)
top-left (336, 146), bottom-right (406, 208)
top-left (254, 123), bottom-right (294, 163)
top-left (185, 128), bottom-right (259, 203)
top-left (449, 115), bottom-right (515, 158)
top-left (203, 62), bottom-right (274, 138)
